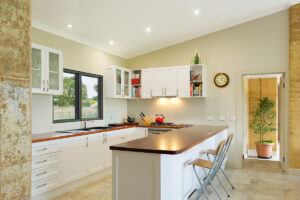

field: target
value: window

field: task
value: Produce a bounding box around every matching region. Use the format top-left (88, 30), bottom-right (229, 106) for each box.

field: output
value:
top-left (53, 69), bottom-right (103, 123)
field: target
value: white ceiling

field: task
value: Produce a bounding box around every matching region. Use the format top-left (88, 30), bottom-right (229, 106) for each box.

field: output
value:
top-left (32, 0), bottom-right (295, 58)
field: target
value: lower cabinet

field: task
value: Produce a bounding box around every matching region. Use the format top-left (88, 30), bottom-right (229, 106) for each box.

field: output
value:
top-left (86, 133), bottom-right (106, 174)
top-left (32, 127), bottom-right (147, 198)
top-left (61, 136), bottom-right (87, 183)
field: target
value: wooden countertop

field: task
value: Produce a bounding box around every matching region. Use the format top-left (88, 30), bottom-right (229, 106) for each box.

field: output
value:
top-left (110, 125), bottom-right (228, 155)
top-left (32, 126), bottom-right (136, 143)
top-left (32, 124), bottom-right (186, 143)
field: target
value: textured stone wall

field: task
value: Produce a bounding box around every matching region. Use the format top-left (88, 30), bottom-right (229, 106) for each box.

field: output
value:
top-left (0, 0), bottom-right (32, 199)
top-left (248, 78), bottom-right (278, 151)
top-left (290, 4), bottom-right (300, 169)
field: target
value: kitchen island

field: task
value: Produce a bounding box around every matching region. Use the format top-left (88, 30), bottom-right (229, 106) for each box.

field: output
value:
top-left (110, 125), bottom-right (228, 200)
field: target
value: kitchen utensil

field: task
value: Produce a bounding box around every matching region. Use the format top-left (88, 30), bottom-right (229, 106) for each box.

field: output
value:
top-left (140, 112), bottom-right (152, 125)
top-left (155, 114), bottom-right (165, 123)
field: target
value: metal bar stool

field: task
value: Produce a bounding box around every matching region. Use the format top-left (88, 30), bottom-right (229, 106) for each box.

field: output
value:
top-left (189, 140), bottom-right (227, 200)
top-left (205, 134), bottom-right (235, 191)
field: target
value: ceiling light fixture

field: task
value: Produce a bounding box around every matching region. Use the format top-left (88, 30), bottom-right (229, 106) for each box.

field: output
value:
top-left (67, 24), bottom-right (72, 28)
top-left (194, 9), bottom-right (200, 16)
top-left (109, 40), bottom-right (114, 45)
top-left (146, 27), bottom-right (152, 33)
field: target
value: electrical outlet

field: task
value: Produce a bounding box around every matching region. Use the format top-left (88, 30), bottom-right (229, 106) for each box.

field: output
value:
top-left (231, 116), bottom-right (237, 121)
top-left (219, 116), bottom-right (225, 121)
top-left (207, 116), bottom-right (214, 121)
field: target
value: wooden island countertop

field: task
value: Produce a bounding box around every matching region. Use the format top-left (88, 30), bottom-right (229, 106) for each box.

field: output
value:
top-left (110, 125), bottom-right (228, 155)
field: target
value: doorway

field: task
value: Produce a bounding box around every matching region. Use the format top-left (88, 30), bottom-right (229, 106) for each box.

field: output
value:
top-left (242, 74), bottom-right (285, 164)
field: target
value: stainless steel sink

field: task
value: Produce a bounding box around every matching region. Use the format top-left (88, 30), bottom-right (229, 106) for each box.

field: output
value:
top-left (57, 126), bottom-right (111, 134)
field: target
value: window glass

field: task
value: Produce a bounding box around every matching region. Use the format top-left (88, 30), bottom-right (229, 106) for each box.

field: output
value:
top-left (53, 72), bottom-right (76, 121)
top-left (81, 75), bottom-right (99, 119)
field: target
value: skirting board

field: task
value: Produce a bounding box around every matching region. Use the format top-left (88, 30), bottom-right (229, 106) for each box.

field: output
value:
top-left (288, 168), bottom-right (300, 175)
top-left (32, 168), bottom-right (112, 200)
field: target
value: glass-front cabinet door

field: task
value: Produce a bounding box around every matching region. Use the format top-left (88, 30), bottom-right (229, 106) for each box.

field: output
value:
top-left (123, 70), bottom-right (131, 98)
top-left (31, 43), bottom-right (63, 95)
top-left (46, 48), bottom-right (63, 95)
top-left (31, 44), bottom-right (45, 93)
top-left (115, 68), bottom-right (122, 97)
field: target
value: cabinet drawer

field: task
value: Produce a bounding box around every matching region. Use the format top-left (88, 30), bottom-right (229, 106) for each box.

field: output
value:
top-left (32, 154), bottom-right (60, 170)
top-left (32, 175), bottom-right (60, 196)
top-left (32, 164), bottom-right (60, 182)
top-left (32, 142), bottom-right (60, 158)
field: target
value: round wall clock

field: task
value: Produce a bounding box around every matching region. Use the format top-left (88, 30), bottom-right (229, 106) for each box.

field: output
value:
top-left (214, 73), bottom-right (229, 87)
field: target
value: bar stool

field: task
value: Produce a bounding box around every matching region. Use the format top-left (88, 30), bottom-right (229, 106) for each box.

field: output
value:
top-left (189, 140), bottom-right (227, 200)
top-left (205, 134), bottom-right (235, 191)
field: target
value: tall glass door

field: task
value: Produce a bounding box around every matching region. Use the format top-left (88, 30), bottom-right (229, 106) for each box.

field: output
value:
top-left (124, 70), bottom-right (130, 97)
top-left (32, 46), bottom-right (44, 92)
top-left (116, 68), bottom-right (122, 96)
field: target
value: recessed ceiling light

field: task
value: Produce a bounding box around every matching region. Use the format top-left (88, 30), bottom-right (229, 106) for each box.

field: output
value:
top-left (109, 40), bottom-right (114, 45)
top-left (194, 9), bottom-right (200, 16)
top-left (67, 24), bottom-right (72, 28)
top-left (146, 27), bottom-right (152, 33)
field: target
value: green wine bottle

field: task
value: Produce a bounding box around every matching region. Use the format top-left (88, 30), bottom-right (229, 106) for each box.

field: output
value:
top-left (194, 53), bottom-right (199, 64)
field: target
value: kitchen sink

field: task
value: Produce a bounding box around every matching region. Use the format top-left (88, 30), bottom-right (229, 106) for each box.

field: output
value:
top-left (57, 126), bottom-right (111, 134)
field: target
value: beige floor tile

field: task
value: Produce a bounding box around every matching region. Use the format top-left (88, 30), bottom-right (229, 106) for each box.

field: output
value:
top-left (53, 159), bottom-right (300, 200)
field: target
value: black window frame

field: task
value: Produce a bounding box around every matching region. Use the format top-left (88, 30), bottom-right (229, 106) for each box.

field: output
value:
top-left (53, 69), bottom-right (103, 123)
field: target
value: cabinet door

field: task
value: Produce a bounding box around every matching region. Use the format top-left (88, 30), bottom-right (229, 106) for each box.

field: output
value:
top-left (104, 131), bottom-right (119, 168)
top-left (141, 70), bottom-right (152, 98)
top-left (135, 128), bottom-right (148, 139)
top-left (177, 66), bottom-right (190, 97)
top-left (164, 68), bottom-right (177, 96)
top-left (61, 137), bottom-right (86, 183)
top-left (151, 69), bottom-right (164, 97)
top-left (86, 134), bottom-right (106, 174)
top-left (123, 69), bottom-right (131, 98)
top-left (32, 44), bottom-right (46, 93)
top-left (46, 48), bottom-right (63, 95)
top-left (115, 67), bottom-right (123, 98)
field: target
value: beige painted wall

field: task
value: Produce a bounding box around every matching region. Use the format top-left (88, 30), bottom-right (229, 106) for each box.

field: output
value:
top-left (248, 78), bottom-right (278, 151)
top-left (31, 28), bottom-right (128, 133)
top-left (127, 11), bottom-right (289, 168)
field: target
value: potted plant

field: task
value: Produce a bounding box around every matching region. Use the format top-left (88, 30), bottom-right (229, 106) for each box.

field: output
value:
top-left (250, 97), bottom-right (277, 159)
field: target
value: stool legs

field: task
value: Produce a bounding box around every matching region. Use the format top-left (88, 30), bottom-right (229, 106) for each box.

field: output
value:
top-left (201, 167), bottom-right (222, 200)
top-left (192, 166), bottom-right (210, 200)
top-left (220, 168), bottom-right (235, 189)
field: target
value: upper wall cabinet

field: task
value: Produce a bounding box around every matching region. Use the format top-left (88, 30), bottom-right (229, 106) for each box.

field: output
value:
top-left (31, 43), bottom-right (63, 95)
top-left (105, 64), bottom-right (206, 99)
top-left (150, 67), bottom-right (177, 97)
top-left (106, 66), bottom-right (131, 98)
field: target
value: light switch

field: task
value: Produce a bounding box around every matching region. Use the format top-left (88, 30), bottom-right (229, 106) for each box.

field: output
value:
top-left (231, 116), bottom-right (237, 121)
top-left (219, 116), bottom-right (225, 121)
top-left (207, 116), bottom-right (214, 121)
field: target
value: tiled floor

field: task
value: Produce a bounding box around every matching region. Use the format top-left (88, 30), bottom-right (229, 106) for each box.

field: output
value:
top-left (53, 159), bottom-right (300, 200)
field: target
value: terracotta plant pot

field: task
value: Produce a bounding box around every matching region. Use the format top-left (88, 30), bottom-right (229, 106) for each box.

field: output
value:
top-left (256, 142), bottom-right (274, 159)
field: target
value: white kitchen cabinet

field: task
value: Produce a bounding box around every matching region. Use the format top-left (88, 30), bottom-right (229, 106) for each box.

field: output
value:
top-left (61, 136), bottom-right (87, 183)
top-left (141, 69), bottom-right (152, 98)
top-left (86, 133), bottom-right (106, 174)
top-left (31, 43), bottom-right (63, 95)
top-left (150, 67), bottom-right (177, 97)
top-left (177, 66), bottom-right (191, 97)
top-left (106, 66), bottom-right (131, 98)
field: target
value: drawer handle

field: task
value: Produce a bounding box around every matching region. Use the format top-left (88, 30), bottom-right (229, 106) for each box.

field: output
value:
top-left (36, 171), bottom-right (47, 176)
top-left (36, 147), bottom-right (47, 152)
top-left (120, 137), bottom-right (126, 140)
top-left (36, 183), bottom-right (47, 189)
top-left (36, 159), bottom-right (47, 164)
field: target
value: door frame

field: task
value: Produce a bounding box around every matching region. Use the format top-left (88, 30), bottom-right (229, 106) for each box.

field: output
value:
top-left (241, 72), bottom-right (288, 171)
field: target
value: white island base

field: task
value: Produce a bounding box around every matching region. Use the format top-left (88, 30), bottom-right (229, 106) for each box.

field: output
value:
top-left (112, 129), bottom-right (228, 200)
